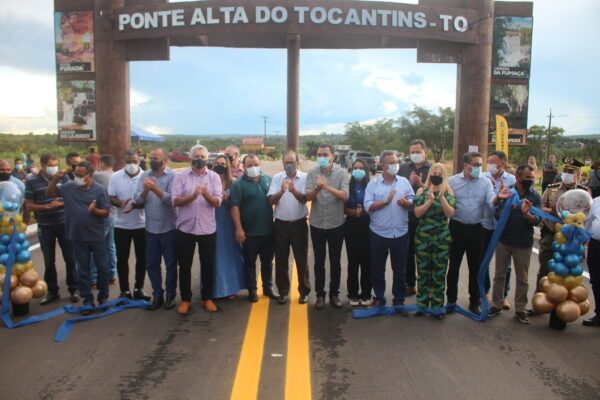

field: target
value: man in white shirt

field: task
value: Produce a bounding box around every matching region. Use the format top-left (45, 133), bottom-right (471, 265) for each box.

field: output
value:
top-left (584, 197), bottom-right (600, 327)
top-left (268, 151), bottom-right (310, 305)
top-left (108, 150), bottom-right (149, 300)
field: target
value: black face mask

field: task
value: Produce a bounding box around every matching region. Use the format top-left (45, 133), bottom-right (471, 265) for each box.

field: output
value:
top-left (150, 160), bottom-right (163, 171)
top-left (430, 175), bottom-right (443, 186)
top-left (192, 159), bottom-right (207, 169)
top-left (213, 165), bottom-right (227, 175)
top-left (0, 172), bottom-right (10, 181)
top-left (71, 163), bottom-right (79, 170)
top-left (521, 179), bottom-right (534, 190)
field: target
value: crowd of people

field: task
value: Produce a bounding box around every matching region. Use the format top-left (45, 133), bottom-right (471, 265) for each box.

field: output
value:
top-left (0, 141), bottom-right (598, 327)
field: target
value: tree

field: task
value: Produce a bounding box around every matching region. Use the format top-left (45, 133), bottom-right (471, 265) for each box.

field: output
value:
top-left (507, 125), bottom-right (564, 165)
top-left (397, 106), bottom-right (454, 162)
top-left (345, 119), bottom-right (401, 155)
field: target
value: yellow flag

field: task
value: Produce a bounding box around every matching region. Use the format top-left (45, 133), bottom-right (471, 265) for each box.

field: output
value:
top-left (495, 115), bottom-right (509, 156)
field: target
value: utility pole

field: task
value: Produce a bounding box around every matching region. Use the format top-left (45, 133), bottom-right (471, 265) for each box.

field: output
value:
top-left (545, 108), bottom-right (553, 162)
top-left (261, 115), bottom-right (269, 151)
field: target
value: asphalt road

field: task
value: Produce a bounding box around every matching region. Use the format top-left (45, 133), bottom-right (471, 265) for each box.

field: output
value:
top-left (0, 160), bottom-right (598, 400)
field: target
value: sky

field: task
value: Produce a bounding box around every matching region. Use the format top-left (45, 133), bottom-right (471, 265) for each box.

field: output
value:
top-left (0, 0), bottom-right (599, 137)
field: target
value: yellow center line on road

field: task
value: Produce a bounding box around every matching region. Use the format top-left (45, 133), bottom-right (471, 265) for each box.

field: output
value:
top-left (230, 277), bottom-right (269, 400)
top-left (285, 261), bottom-right (312, 400)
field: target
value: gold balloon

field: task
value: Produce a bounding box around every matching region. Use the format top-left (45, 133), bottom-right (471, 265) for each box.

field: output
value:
top-left (548, 272), bottom-right (564, 284)
top-left (554, 232), bottom-right (567, 244)
top-left (1, 215), bottom-right (10, 226)
top-left (563, 275), bottom-right (578, 289)
top-left (13, 214), bottom-right (23, 224)
top-left (31, 280), bottom-right (48, 299)
top-left (556, 300), bottom-right (581, 322)
top-left (556, 223), bottom-right (563, 231)
top-left (579, 300), bottom-right (590, 315)
top-left (546, 283), bottom-right (569, 303)
top-left (532, 292), bottom-right (555, 314)
top-left (568, 285), bottom-right (589, 303)
top-left (539, 276), bottom-right (552, 292)
top-left (19, 269), bottom-right (39, 288)
top-left (0, 265), bottom-right (5, 275)
top-left (10, 285), bottom-right (33, 305)
top-left (17, 223), bottom-right (27, 233)
top-left (574, 275), bottom-right (584, 284)
top-left (12, 263), bottom-right (25, 277)
top-left (575, 212), bottom-right (586, 224)
top-left (565, 214), bottom-right (577, 224)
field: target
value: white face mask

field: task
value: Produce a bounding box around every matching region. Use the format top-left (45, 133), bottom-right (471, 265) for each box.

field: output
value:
top-left (410, 153), bottom-right (424, 164)
top-left (45, 166), bottom-right (59, 176)
top-left (74, 176), bottom-right (87, 186)
top-left (124, 163), bottom-right (139, 175)
top-left (562, 172), bottom-right (575, 185)
top-left (487, 163), bottom-right (498, 176)
top-left (387, 163), bottom-right (399, 175)
top-left (246, 166), bottom-right (261, 178)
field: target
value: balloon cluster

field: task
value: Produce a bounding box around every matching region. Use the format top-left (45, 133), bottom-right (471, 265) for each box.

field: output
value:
top-left (532, 189), bottom-right (593, 323)
top-left (0, 182), bottom-right (47, 306)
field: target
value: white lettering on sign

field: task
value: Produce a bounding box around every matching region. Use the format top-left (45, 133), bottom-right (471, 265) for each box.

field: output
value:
top-left (117, 6), bottom-right (472, 33)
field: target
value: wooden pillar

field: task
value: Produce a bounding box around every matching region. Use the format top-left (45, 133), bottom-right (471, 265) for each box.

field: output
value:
top-left (287, 34), bottom-right (300, 152)
top-left (453, 0), bottom-right (494, 173)
top-left (94, 0), bottom-right (130, 169)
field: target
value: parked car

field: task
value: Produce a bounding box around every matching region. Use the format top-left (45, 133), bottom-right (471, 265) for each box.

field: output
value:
top-left (169, 151), bottom-right (191, 162)
top-left (347, 151), bottom-right (377, 174)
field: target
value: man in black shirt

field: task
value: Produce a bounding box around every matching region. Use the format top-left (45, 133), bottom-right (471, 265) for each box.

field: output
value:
top-left (24, 153), bottom-right (79, 305)
top-left (397, 139), bottom-right (431, 295)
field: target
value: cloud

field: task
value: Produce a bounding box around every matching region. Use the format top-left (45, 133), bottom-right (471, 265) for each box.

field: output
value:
top-left (382, 101), bottom-right (399, 113)
top-left (144, 125), bottom-right (171, 135)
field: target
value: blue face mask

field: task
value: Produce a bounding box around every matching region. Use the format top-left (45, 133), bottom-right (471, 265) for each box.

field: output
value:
top-left (352, 169), bottom-right (366, 180)
top-left (317, 157), bottom-right (330, 168)
top-left (471, 166), bottom-right (482, 178)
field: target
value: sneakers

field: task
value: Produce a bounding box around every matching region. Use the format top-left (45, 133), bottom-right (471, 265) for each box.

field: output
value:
top-left (263, 287), bottom-right (278, 300)
top-left (248, 290), bottom-right (259, 303)
top-left (359, 298), bottom-right (374, 307)
top-left (278, 295), bottom-right (289, 305)
top-left (314, 296), bottom-right (325, 310)
top-left (488, 306), bottom-right (502, 317)
top-left (348, 297), bottom-right (360, 307)
top-left (177, 301), bottom-right (192, 315)
top-left (502, 299), bottom-right (511, 310)
top-left (202, 300), bottom-right (218, 312)
top-left (299, 294), bottom-right (308, 304)
top-left (119, 291), bottom-right (132, 299)
top-left (515, 311), bottom-right (530, 324)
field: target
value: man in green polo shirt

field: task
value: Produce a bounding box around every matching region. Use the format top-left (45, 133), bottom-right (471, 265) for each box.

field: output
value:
top-left (230, 154), bottom-right (278, 302)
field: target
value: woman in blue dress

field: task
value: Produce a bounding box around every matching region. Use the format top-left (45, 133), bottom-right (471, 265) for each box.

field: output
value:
top-left (213, 155), bottom-right (245, 298)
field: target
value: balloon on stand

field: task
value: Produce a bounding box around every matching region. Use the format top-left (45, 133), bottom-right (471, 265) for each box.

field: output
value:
top-left (539, 276), bottom-right (552, 292)
top-left (563, 254), bottom-right (579, 268)
top-left (19, 269), bottom-right (39, 287)
top-left (553, 262), bottom-right (569, 277)
top-left (10, 285), bottom-right (33, 305)
top-left (552, 242), bottom-right (561, 252)
top-left (16, 250), bottom-right (31, 264)
top-left (546, 284), bottom-right (569, 303)
top-left (556, 300), bottom-right (581, 322)
top-left (578, 300), bottom-right (590, 315)
top-left (31, 280), bottom-right (48, 299)
top-left (0, 182), bottom-right (23, 215)
top-left (570, 265), bottom-right (584, 277)
top-left (547, 272), bottom-right (564, 284)
top-left (554, 232), bottom-right (567, 244)
top-left (563, 275), bottom-right (578, 289)
top-left (556, 189), bottom-right (593, 216)
top-left (552, 252), bottom-right (563, 262)
top-left (568, 285), bottom-right (589, 303)
top-left (532, 293), bottom-right (555, 314)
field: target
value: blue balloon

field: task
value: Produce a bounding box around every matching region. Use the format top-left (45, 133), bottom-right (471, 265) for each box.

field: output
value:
top-left (552, 242), bottom-right (561, 252)
top-left (0, 253), bottom-right (8, 265)
top-left (554, 262), bottom-right (569, 277)
top-left (561, 210), bottom-right (570, 219)
top-left (579, 245), bottom-right (586, 255)
top-left (0, 244), bottom-right (6, 254)
top-left (547, 259), bottom-right (556, 271)
top-left (17, 233), bottom-right (26, 242)
top-left (16, 250), bottom-right (31, 264)
top-left (0, 235), bottom-right (10, 245)
top-left (19, 240), bottom-right (30, 251)
top-left (559, 244), bottom-right (570, 255)
top-left (553, 252), bottom-right (563, 262)
top-left (570, 265), bottom-right (584, 276)
top-left (564, 254), bottom-right (580, 268)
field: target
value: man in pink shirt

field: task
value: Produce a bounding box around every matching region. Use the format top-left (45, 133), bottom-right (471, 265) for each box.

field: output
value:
top-left (171, 144), bottom-right (223, 314)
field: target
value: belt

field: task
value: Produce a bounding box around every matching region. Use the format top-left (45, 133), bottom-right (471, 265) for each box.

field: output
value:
top-left (275, 218), bottom-right (306, 225)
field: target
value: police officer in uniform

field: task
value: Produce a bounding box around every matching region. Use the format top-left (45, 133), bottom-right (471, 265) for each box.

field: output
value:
top-left (535, 158), bottom-right (589, 294)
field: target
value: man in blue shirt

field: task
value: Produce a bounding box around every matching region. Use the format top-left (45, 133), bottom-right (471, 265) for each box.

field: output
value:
top-left (0, 159), bottom-right (25, 194)
top-left (364, 150), bottom-right (414, 309)
top-left (47, 161), bottom-right (111, 314)
top-left (134, 148), bottom-right (178, 310)
top-left (447, 152), bottom-right (509, 314)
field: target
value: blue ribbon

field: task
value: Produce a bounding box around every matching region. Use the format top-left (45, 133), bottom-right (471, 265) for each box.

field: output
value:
top-left (353, 189), bottom-right (563, 321)
top-left (1, 221), bottom-right (151, 341)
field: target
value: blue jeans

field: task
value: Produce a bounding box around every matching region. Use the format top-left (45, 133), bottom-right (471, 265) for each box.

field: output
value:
top-left (73, 240), bottom-right (109, 304)
top-left (370, 230), bottom-right (409, 305)
top-left (38, 223), bottom-right (78, 294)
top-left (90, 219), bottom-right (117, 283)
top-left (146, 230), bottom-right (177, 300)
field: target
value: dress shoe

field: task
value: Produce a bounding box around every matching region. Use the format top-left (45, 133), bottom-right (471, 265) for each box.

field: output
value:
top-left (202, 299), bottom-right (218, 312)
top-left (406, 286), bottom-right (417, 296)
top-left (329, 295), bottom-right (343, 309)
top-left (164, 298), bottom-right (176, 310)
top-left (40, 292), bottom-right (60, 306)
top-left (315, 296), bottom-right (325, 310)
top-left (488, 306), bottom-right (502, 317)
top-left (119, 291), bottom-right (132, 299)
top-left (177, 301), bottom-right (192, 315)
top-left (393, 301), bottom-right (409, 316)
top-left (133, 288), bottom-right (150, 301)
top-left (582, 315), bottom-right (600, 327)
top-left (469, 304), bottom-right (481, 315)
top-left (502, 299), bottom-right (511, 310)
top-left (435, 313), bottom-right (445, 320)
top-left (80, 302), bottom-right (95, 316)
top-left (278, 295), bottom-right (288, 305)
top-left (248, 290), bottom-right (259, 303)
top-left (149, 296), bottom-right (164, 311)
top-left (98, 298), bottom-right (107, 306)
top-left (263, 287), bottom-right (278, 300)
top-left (70, 291), bottom-right (81, 303)
top-left (298, 294), bottom-right (308, 304)
top-left (415, 311), bottom-right (424, 317)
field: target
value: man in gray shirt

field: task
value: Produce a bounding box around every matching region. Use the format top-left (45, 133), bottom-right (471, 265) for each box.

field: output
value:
top-left (306, 144), bottom-right (350, 309)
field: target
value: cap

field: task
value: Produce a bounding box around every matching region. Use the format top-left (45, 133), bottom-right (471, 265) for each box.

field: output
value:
top-left (561, 157), bottom-right (584, 171)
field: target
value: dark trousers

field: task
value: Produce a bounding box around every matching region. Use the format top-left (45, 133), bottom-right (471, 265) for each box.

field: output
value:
top-left (447, 220), bottom-right (484, 305)
top-left (405, 220), bottom-right (418, 288)
top-left (73, 240), bottom-right (108, 304)
top-left (38, 224), bottom-right (78, 294)
top-left (588, 238), bottom-right (600, 315)
top-left (146, 229), bottom-right (177, 301)
top-left (345, 217), bottom-right (372, 300)
top-left (483, 228), bottom-right (511, 297)
top-left (176, 230), bottom-right (216, 301)
top-left (243, 235), bottom-right (275, 292)
top-left (370, 230), bottom-right (408, 304)
top-left (275, 219), bottom-right (310, 297)
top-left (311, 223), bottom-right (345, 297)
top-left (114, 227), bottom-right (147, 293)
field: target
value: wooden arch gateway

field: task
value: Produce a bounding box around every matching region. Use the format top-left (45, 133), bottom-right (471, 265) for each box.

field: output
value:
top-left (54, 0), bottom-right (532, 170)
